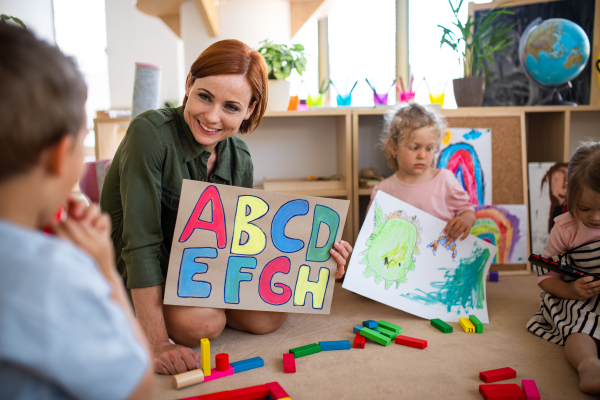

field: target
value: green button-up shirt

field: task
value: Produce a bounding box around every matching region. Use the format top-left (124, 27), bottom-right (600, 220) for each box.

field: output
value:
top-left (100, 107), bottom-right (253, 289)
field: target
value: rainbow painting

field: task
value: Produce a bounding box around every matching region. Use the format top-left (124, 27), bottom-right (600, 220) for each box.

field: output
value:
top-left (436, 129), bottom-right (492, 205)
top-left (471, 205), bottom-right (527, 264)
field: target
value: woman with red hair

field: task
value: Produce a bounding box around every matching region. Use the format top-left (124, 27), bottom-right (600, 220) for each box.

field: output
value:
top-left (101, 40), bottom-right (352, 375)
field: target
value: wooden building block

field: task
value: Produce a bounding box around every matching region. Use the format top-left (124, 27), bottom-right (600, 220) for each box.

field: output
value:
top-left (353, 325), bottom-right (364, 333)
top-left (362, 320), bottom-right (378, 329)
top-left (522, 380), bottom-right (540, 400)
top-left (266, 382), bottom-right (290, 399)
top-left (377, 320), bottom-right (402, 334)
top-left (289, 343), bottom-right (321, 357)
top-left (484, 389), bottom-right (526, 400)
top-left (359, 327), bottom-right (391, 346)
top-left (215, 353), bottom-right (229, 371)
top-left (459, 318), bottom-right (476, 333)
top-left (354, 332), bottom-right (366, 349)
top-left (200, 338), bottom-right (211, 376)
top-left (490, 271), bottom-right (499, 281)
top-left (229, 384), bottom-right (270, 400)
top-left (431, 318), bottom-right (453, 333)
top-left (394, 334), bottom-right (427, 349)
top-left (283, 353), bottom-right (296, 373)
top-left (480, 367), bottom-right (517, 383)
top-left (172, 368), bottom-right (204, 390)
top-left (230, 357), bottom-right (264, 373)
top-left (374, 325), bottom-right (398, 339)
top-left (318, 340), bottom-right (351, 351)
top-left (197, 392), bottom-right (233, 400)
top-left (203, 366), bottom-right (234, 382)
top-left (479, 384), bottom-right (522, 395)
top-left (469, 315), bottom-right (483, 333)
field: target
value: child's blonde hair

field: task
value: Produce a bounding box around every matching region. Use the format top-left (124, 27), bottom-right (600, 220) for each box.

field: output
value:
top-left (567, 140), bottom-right (600, 218)
top-left (380, 103), bottom-right (447, 171)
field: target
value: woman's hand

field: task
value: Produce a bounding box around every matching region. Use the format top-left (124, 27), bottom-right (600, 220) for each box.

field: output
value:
top-left (153, 340), bottom-right (200, 375)
top-left (330, 240), bottom-right (353, 279)
top-left (443, 210), bottom-right (476, 241)
top-left (568, 276), bottom-right (600, 300)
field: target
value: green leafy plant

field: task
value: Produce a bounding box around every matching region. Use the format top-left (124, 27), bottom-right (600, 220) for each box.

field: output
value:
top-left (257, 39), bottom-right (307, 80)
top-left (1, 14), bottom-right (26, 28)
top-left (438, 0), bottom-right (514, 80)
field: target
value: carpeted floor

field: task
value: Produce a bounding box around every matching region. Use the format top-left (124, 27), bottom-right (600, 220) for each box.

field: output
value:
top-left (151, 273), bottom-right (597, 400)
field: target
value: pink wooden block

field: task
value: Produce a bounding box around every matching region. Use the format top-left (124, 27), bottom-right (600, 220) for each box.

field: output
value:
top-left (522, 380), bottom-right (540, 400)
top-left (203, 365), bottom-right (234, 382)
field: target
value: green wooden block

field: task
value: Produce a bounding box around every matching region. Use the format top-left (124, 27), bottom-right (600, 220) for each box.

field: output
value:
top-left (289, 343), bottom-right (321, 358)
top-left (431, 318), bottom-right (453, 333)
top-left (377, 320), bottom-right (402, 334)
top-left (374, 326), bottom-right (398, 339)
top-left (359, 327), bottom-right (391, 346)
top-left (469, 315), bottom-right (483, 333)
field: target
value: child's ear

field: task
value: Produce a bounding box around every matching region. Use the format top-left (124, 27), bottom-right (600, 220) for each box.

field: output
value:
top-left (387, 139), bottom-right (397, 157)
top-left (45, 135), bottom-right (74, 177)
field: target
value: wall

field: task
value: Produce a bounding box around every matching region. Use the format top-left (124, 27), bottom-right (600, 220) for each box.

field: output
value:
top-left (181, 0), bottom-right (291, 72)
top-left (105, 0), bottom-right (184, 108)
top-left (0, 0), bottom-right (55, 44)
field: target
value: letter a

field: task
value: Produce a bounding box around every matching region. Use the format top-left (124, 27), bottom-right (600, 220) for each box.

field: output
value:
top-left (179, 185), bottom-right (226, 249)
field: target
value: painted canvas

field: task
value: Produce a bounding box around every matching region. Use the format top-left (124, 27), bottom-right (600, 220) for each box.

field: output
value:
top-left (437, 128), bottom-right (492, 205)
top-left (343, 191), bottom-right (497, 323)
top-left (528, 162), bottom-right (569, 255)
top-left (471, 205), bottom-right (528, 264)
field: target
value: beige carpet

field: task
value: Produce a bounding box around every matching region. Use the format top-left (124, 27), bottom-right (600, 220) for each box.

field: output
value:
top-left (151, 274), bottom-right (597, 400)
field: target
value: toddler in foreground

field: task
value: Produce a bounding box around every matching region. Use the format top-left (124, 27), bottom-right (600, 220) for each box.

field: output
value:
top-left (527, 141), bottom-right (600, 394)
top-left (0, 25), bottom-right (153, 399)
top-left (370, 103), bottom-right (476, 241)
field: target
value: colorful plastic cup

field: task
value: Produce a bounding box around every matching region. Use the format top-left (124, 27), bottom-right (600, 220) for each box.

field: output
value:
top-left (306, 94), bottom-right (323, 108)
top-left (297, 99), bottom-right (309, 111)
top-left (373, 93), bottom-right (388, 105)
top-left (429, 93), bottom-right (445, 107)
top-left (399, 91), bottom-right (415, 103)
top-left (287, 95), bottom-right (299, 111)
top-left (336, 94), bottom-right (352, 106)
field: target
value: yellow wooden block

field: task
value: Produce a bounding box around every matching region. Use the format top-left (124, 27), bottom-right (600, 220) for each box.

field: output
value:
top-left (459, 318), bottom-right (476, 333)
top-left (200, 338), bottom-right (211, 376)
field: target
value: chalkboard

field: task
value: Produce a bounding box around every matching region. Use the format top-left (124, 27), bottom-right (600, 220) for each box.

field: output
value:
top-left (474, 0), bottom-right (595, 106)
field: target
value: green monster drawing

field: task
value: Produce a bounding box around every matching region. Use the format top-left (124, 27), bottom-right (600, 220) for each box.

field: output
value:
top-left (360, 201), bottom-right (422, 289)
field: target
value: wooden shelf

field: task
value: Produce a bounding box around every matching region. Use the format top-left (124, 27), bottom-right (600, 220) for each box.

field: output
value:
top-left (358, 188), bottom-right (373, 196)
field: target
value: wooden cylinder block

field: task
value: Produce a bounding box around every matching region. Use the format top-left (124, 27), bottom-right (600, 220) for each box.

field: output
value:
top-left (215, 353), bottom-right (229, 371)
top-left (172, 368), bottom-right (205, 390)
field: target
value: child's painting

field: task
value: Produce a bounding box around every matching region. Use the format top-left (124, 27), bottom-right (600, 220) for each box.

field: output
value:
top-left (437, 128), bottom-right (492, 205)
top-left (343, 191), bottom-right (497, 323)
top-left (528, 162), bottom-right (569, 255)
top-left (163, 180), bottom-right (349, 314)
top-left (471, 205), bottom-right (528, 264)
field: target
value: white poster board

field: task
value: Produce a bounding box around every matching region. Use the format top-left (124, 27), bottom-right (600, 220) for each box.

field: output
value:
top-left (343, 191), bottom-right (497, 323)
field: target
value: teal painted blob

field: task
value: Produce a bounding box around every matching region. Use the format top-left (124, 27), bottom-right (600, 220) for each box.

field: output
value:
top-left (463, 129), bottom-right (482, 140)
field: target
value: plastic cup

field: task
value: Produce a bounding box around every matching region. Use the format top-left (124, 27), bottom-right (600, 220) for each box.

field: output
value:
top-left (297, 99), bottom-right (309, 111)
top-left (336, 94), bottom-right (352, 106)
top-left (429, 93), bottom-right (445, 107)
top-left (399, 91), bottom-right (415, 103)
top-left (287, 95), bottom-right (299, 111)
top-left (373, 93), bottom-right (388, 105)
top-left (306, 94), bottom-right (323, 108)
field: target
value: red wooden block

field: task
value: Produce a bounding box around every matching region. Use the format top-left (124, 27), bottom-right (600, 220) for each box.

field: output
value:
top-left (354, 332), bottom-right (366, 349)
top-left (266, 382), bottom-right (290, 399)
top-left (522, 380), bottom-right (540, 400)
top-left (483, 389), bottom-right (526, 400)
top-left (394, 334), bottom-right (427, 349)
top-left (216, 353), bottom-right (230, 372)
top-left (283, 353), bottom-right (296, 373)
top-left (479, 367), bottom-right (517, 383)
top-left (229, 384), bottom-right (270, 400)
top-left (176, 397), bottom-right (201, 400)
top-left (197, 391), bottom-right (232, 400)
top-left (479, 384), bottom-right (521, 395)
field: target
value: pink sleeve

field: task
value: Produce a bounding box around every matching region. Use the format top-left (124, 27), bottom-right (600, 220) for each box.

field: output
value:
top-left (448, 181), bottom-right (475, 217)
top-left (536, 224), bottom-right (570, 285)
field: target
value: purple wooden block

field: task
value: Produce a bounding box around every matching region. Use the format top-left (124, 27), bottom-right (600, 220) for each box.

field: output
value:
top-left (490, 271), bottom-right (499, 282)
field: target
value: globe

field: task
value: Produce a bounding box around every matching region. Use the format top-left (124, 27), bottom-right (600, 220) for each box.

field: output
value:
top-left (519, 18), bottom-right (590, 104)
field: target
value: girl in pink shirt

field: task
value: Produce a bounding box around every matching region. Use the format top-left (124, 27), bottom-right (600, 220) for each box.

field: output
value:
top-left (526, 141), bottom-right (600, 394)
top-left (370, 104), bottom-right (475, 241)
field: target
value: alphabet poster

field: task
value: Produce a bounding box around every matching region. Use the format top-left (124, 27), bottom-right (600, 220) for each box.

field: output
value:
top-left (343, 191), bottom-right (497, 322)
top-left (437, 128), bottom-right (492, 205)
top-left (163, 180), bottom-right (349, 314)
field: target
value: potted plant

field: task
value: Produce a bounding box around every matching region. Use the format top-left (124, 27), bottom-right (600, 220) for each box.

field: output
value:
top-left (257, 39), bottom-right (307, 111)
top-left (439, 1), bottom-right (514, 107)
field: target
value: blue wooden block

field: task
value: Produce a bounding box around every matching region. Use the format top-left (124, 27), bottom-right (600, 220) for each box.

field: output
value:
top-left (362, 320), bottom-right (378, 329)
top-left (490, 271), bottom-right (499, 282)
top-left (230, 357), bottom-right (264, 373)
top-left (353, 325), bottom-right (364, 333)
top-left (318, 340), bottom-right (352, 351)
